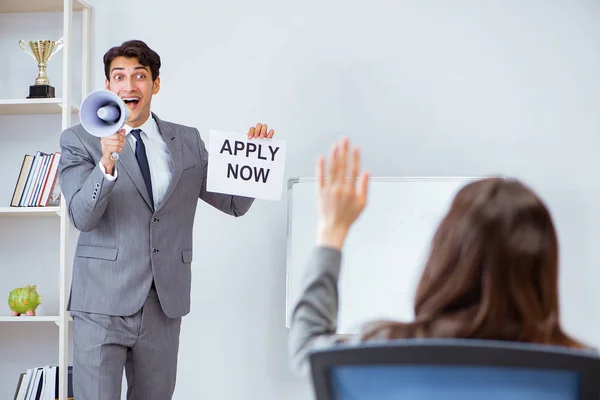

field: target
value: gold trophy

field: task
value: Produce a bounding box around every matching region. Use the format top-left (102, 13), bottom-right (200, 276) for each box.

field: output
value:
top-left (19, 38), bottom-right (64, 98)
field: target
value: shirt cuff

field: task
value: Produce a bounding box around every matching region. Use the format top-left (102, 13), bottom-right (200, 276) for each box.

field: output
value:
top-left (98, 161), bottom-right (118, 181)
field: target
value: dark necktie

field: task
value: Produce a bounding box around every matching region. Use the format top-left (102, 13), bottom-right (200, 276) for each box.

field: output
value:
top-left (130, 129), bottom-right (154, 208)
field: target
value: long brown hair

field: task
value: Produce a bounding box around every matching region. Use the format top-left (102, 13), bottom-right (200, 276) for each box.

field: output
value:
top-left (360, 177), bottom-right (583, 348)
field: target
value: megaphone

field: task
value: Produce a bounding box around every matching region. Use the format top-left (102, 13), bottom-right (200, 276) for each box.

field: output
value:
top-left (80, 89), bottom-right (131, 160)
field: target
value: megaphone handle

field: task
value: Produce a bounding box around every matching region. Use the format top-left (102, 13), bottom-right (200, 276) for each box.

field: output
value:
top-left (111, 152), bottom-right (119, 161)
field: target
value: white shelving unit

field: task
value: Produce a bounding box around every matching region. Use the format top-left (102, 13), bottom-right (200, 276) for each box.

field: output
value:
top-left (0, 1), bottom-right (91, 399)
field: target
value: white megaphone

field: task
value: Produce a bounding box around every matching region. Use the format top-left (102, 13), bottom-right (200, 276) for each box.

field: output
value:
top-left (80, 89), bottom-right (132, 160)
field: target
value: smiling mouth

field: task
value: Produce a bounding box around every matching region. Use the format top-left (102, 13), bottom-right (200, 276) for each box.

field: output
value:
top-left (122, 97), bottom-right (140, 110)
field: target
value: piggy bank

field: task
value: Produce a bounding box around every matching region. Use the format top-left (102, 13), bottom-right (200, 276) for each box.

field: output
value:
top-left (8, 285), bottom-right (42, 316)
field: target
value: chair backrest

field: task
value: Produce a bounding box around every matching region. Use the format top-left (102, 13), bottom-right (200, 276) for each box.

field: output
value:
top-left (309, 338), bottom-right (600, 400)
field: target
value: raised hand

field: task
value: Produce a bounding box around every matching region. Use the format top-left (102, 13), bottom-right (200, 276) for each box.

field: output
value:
top-left (316, 137), bottom-right (369, 250)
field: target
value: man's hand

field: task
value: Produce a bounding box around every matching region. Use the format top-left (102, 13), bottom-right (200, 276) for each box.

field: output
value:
top-left (316, 137), bottom-right (369, 250)
top-left (100, 128), bottom-right (126, 175)
top-left (247, 122), bottom-right (275, 139)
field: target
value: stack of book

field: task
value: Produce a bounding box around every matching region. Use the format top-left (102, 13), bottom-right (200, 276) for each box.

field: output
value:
top-left (13, 365), bottom-right (72, 400)
top-left (10, 152), bottom-right (61, 208)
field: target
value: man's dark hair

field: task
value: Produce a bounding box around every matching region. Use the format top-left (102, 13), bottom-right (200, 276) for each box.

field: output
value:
top-left (103, 40), bottom-right (161, 81)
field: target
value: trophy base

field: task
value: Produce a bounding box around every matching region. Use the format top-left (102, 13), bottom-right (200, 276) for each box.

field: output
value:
top-left (27, 85), bottom-right (55, 99)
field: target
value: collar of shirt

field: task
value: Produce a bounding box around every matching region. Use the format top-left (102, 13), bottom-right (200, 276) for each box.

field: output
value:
top-left (124, 114), bottom-right (161, 144)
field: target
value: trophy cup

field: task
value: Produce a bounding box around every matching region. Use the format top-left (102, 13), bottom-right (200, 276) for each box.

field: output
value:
top-left (18, 38), bottom-right (64, 98)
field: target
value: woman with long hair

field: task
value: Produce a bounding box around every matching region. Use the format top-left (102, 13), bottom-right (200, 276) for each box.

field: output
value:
top-left (288, 137), bottom-right (587, 375)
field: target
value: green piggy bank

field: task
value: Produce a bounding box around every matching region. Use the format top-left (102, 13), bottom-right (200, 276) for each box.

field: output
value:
top-left (8, 285), bottom-right (42, 316)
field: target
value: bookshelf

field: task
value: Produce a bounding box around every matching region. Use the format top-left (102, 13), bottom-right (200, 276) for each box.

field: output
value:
top-left (0, 1), bottom-right (91, 399)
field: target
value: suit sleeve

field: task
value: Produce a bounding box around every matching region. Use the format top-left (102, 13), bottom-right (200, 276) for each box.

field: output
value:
top-left (288, 246), bottom-right (354, 376)
top-left (195, 128), bottom-right (255, 216)
top-left (58, 128), bottom-right (117, 232)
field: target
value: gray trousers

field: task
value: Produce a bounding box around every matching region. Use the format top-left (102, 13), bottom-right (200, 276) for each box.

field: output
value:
top-left (71, 287), bottom-right (182, 400)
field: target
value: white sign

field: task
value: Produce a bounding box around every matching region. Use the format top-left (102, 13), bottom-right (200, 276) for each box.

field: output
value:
top-left (206, 130), bottom-right (287, 201)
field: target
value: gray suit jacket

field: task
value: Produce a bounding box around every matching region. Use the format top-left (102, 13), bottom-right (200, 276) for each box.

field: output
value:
top-left (58, 113), bottom-right (254, 318)
top-left (288, 246), bottom-right (349, 376)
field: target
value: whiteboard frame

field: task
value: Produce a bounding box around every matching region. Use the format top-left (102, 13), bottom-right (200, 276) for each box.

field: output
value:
top-left (284, 176), bottom-right (487, 328)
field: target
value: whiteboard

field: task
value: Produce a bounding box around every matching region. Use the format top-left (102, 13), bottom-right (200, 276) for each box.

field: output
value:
top-left (285, 176), bottom-right (482, 334)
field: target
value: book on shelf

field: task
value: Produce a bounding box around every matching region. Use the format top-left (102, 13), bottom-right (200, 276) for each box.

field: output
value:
top-left (10, 152), bottom-right (62, 208)
top-left (13, 364), bottom-right (72, 400)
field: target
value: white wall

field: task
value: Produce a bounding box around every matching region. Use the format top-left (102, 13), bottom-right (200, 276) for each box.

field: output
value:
top-left (2, 0), bottom-right (600, 398)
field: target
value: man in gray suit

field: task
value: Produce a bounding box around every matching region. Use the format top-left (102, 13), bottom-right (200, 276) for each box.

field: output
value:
top-left (58, 40), bottom-right (276, 400)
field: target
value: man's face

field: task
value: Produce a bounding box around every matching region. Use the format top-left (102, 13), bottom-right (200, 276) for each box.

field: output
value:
top-left (105, 56), bottom-right (160, 128)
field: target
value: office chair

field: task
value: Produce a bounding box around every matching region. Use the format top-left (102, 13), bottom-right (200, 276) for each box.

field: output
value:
top-left (309, 338), bottom-right (600, 400)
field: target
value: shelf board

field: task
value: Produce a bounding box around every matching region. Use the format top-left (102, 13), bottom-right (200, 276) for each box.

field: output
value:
top-left (0, 98), bottom-right (79, 115)
top-left (0, 316), bottom-right (73, 326)
top-left (0, 206), bottom-right (60, 217)
top-left (0, 316), bottom-right (60, 322)
top-left (0, 0), bottom-right (90, 13)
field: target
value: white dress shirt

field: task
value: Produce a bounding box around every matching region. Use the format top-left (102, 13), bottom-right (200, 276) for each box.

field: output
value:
top-left (98, 115), bottom-right (173, 209)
